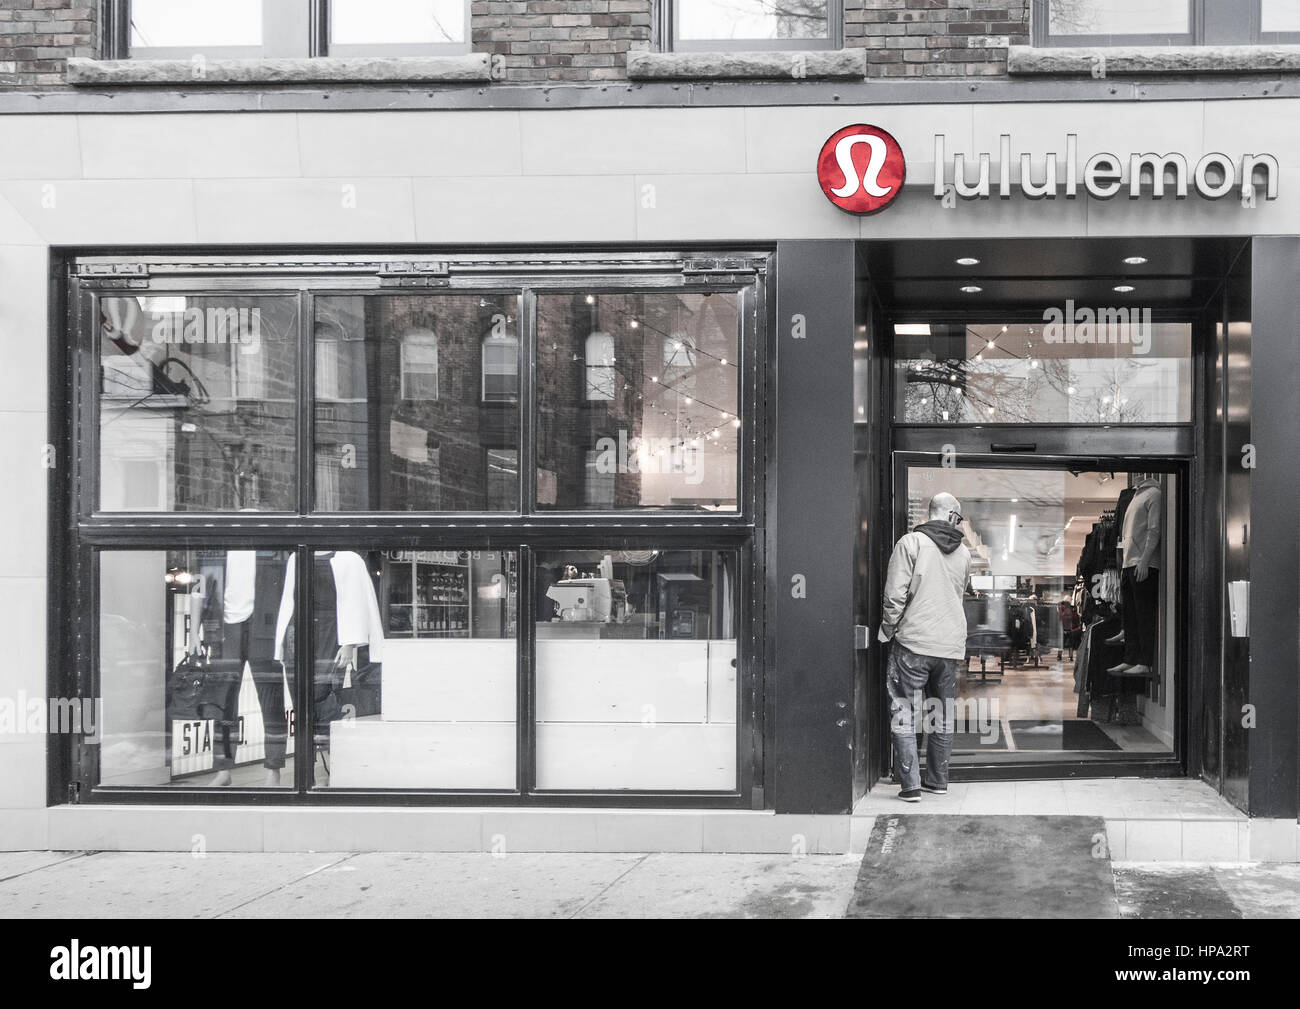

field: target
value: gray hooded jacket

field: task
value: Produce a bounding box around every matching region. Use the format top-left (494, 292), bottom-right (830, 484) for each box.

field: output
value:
top-left (877, 521), bottom-right (972, 660)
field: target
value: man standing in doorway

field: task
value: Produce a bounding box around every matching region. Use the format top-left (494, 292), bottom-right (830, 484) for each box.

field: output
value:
top-left (879, 492), bottom-right (972, 802)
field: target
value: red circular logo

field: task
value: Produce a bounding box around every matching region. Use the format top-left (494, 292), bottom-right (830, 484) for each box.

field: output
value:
top-left (817, 124), bottom-right (906, 215)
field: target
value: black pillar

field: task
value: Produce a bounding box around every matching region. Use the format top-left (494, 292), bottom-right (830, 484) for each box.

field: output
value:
top-left (1247, 237), bottom-right (1300, 819)
top-left (770, 241), bottom-right (857, 814)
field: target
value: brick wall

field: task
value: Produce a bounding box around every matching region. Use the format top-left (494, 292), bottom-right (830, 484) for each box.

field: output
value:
top-left (0, 1), bottom-right (1031, 90)
top-left (846, 0), bottom-right (1030, 78)
top-left (0, 1), bottom-right (98, 89)
top-left (473, 0), bottom-right (653, 83)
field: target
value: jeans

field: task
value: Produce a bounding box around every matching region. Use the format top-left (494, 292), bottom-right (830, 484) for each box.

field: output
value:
top-left (1120, 567), bottom-right (1159, 668)
top-left (887, 641), bottom-right (960, 791)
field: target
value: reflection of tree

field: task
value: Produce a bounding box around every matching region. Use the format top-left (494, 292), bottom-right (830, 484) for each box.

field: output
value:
top-left (1047, 0), bottom-right (1102, 35)
top-left (700, 0), bottom-right (829, 39)
top-left (902, 335), bottom-right (1167, 424)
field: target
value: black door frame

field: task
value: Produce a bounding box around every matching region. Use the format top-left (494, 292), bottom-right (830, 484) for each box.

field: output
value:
top-left (887, 449), bottom-right (1190, 781)
top-left (869, 298), bottom-right (1207, 784)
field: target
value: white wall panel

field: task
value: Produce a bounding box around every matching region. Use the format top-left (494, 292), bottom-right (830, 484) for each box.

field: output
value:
top-left (193, 177), bottom-right (416, 243)
top-left (78, 112), bottom-right (300, 179)
top-left (297, 110), bottom-right (523, 178)
top-left (520, 108), bottom-right (747, 176)
top-left (329, 719), bottom-right (515, 789)
top-left (381, 639), bottom-right (515, 722)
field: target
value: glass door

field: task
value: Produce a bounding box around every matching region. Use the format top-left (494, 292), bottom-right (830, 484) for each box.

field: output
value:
top-left (890, 453), bottom-right (1183, 773)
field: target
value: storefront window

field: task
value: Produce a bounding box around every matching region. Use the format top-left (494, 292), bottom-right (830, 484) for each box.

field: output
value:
top-left (310, 549), bottom-right (517, 790)
top-left (77, 253), bottom-right (759, 801)
top-left (313, 294), bottom-right (520, 512)
top-left (893, 321), bottom-right (1193, 424)
top-left (99, 549), bottom-right (296, 788)
top-left (99, 295), bottom-right (298, 512)
top-left (535, 291), bottom-right (741, 511)
top-left (902, 464), bottom-right (1176, 765)
top-left (534, 549), bottom-right (737, 791)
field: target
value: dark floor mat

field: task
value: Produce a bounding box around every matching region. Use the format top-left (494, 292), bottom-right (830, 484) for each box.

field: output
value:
top-left (1114, 867), bottom-right (1243, 919)
top-left (950, 729), bottom-right (1009, 752)
top-left (1010, 719), bottom-right (1120, 751)
top-left (847, 815), bottom-right (1118, 918)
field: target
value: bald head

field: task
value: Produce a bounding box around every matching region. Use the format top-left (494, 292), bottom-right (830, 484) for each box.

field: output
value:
top-left (929, 492), bottom-right (962, 526)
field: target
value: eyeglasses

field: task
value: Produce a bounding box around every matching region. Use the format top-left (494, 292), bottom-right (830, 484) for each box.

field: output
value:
top-left (950, 512), bottom-right (964, 525)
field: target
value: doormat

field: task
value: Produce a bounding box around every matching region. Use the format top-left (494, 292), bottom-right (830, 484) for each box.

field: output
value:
top-left (1010, 720), bottom-right (1121, 751)
top-left (950, 729), bottom-right (1009, 752)
top-left (847, 815), bottom-right (1117, 919)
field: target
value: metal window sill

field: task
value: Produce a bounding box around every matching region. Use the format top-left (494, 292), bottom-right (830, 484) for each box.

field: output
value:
top-left (1009, 43), bottom-right (1300, 75)
top-left (66, 54), bottom-right (494, 87)
top-left (627, 48), bottom-right (866, 81)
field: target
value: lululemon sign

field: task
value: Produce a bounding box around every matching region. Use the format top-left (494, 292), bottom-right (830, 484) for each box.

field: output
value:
top-left (817, 124), bottom-right (906, 215)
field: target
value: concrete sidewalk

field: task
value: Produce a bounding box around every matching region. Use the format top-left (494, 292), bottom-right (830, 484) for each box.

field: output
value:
top-left (2, 849), bottom-right (1299, 918)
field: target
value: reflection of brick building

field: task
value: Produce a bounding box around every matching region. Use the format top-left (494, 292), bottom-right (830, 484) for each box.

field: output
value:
top-left (314, 295), bottom-right (519, 512)
top-left (100, 295), bottom-right (298, 512)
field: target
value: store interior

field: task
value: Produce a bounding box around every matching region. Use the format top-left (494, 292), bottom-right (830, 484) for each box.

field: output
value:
top-left (904, 463), bottom-right (1177, 763)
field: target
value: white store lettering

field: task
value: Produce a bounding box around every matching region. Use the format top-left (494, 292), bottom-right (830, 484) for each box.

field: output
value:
top-left (933, 135), bottom-right (1278, 202)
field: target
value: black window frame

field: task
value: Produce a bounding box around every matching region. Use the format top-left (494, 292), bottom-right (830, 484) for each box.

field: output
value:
top-left (1033, 0), bottom-right (1300, 47)
top-left (58, 249), bottom-right (769, 809)
top-left (656, 0), bottom-right (844, 53)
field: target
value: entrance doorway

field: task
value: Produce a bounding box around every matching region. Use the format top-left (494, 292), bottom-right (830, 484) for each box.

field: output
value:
top-left (857, 236), bottom-right (1232, 785)
top-left (894, 455), bottom-right (1182, 770)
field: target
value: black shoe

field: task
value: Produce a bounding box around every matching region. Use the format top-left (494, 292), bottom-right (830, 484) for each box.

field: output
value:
top-left (898, 788), bottom-right (921, 803)
top-left (921, 781), bottom-right (947, 794)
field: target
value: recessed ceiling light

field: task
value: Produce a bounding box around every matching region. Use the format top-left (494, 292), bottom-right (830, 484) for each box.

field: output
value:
top-left (956, 257), bottom-right (980, 266)
top-left (1113, 284), bottom-right (1135, 293)
top-left (961, 285), bottom-right (983, 294)
top-left (1123, 256), bottom-right (1149, 265)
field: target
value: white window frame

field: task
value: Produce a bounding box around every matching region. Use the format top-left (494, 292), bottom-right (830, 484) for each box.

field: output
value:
top-left (481, 331), bottom-right (520, 404)
top-left (400, 329), bottom-right (440, 401)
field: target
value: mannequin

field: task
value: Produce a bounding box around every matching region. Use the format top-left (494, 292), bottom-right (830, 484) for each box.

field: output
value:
top-left (274, 551), bottom-right (385, 786)
top-left (1107, 473), bottom-right (1162, 677)
top-left (209, 549), bottom-right (290, 787)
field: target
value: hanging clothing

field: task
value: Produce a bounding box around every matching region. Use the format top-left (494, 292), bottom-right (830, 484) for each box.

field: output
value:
top-left (274, 551), bottom-right (386, 663)
top-left (1120, 482), bottom-right (1163, 570)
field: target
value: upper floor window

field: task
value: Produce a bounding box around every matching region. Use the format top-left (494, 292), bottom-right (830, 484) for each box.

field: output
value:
top-left (663, 0), bottom-right (841, 52)
top-left (120, 0), bottom-right (472, 59)
top-left (330, 0), bottom-right (471, 57)
top-left (1035, 0), bottom-right (1300, 46)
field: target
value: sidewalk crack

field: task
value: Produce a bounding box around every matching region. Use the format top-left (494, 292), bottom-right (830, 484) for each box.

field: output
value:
top-left (209, 852), bottom-right (362, 919)
top-left (564, 853), bottom-right (653, 920)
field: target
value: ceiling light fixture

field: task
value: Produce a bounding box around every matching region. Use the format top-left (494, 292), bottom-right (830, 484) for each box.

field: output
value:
top-left (961, 285), bottom-right (983, 294)
top-left (1123, 256), bottom-right (1149, 265)
top-left (1113, 284), bottom-right (1135, 293)
top-left (956, 257), bottom-right (980, 266)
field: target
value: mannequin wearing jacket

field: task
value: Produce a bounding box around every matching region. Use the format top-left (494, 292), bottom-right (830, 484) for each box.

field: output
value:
top-left (1108, 475), bottom-right (1162, 677)
top-left (274, 551), bottom-right (385, 785)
